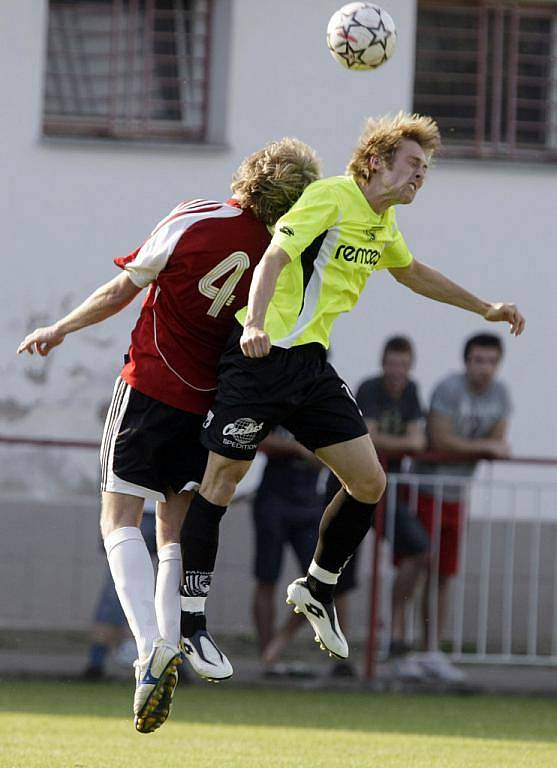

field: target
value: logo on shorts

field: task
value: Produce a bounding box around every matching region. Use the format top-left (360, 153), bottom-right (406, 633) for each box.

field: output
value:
top-left (203, 410), bottom-right (214, 429)
top-left (222, 417), bottom-right (264, 446)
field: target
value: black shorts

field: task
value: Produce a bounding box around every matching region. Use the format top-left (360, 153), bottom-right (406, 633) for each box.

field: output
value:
top-left (202, 325), bottom-right (368, 460)
top-left (100, 377), bottom-right (208, 502)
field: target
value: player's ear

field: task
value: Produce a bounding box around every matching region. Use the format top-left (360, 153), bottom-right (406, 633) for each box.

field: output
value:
top-left (368, 155), bottom-right (382, 174)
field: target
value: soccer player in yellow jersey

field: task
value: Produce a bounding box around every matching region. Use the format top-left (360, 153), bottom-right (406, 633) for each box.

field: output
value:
top-left (178, 113), bottom-right (525, 668)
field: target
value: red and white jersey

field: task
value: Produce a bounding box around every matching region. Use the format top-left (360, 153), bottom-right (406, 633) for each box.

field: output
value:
top-left (115, 198), bottom-right (271, 414)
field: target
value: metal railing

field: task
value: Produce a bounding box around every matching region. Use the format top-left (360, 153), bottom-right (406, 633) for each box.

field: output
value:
top-left (365, 453), bottom-right (557, 679)
top-left (2, 434), bottom-right (556, 674)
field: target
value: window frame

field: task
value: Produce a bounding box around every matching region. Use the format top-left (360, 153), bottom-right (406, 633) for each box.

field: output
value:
top-left (43, 0), bottom-right (214, 144)
top-left (413, 0), bottom-right (557, 162)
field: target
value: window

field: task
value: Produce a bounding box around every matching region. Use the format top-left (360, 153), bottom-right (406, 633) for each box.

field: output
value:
top-left (413, 1), bottom-right (557, 161)
top-left (43, 0), bottom-right (212, 142)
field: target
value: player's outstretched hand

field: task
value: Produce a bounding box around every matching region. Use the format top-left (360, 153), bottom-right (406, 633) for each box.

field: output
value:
top-left (240, 326), bottom-right (271, 358)
top-left (17, 325), bottom-right (65, 356)
top-left (484, 303), bottom-right (525, 336)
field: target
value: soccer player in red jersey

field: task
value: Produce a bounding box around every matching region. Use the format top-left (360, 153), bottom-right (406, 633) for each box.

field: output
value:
top-left (17, 138), bottom-right (320, 732)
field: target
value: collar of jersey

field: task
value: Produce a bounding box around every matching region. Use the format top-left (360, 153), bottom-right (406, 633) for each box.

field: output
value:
top-left (347, 176), bottom-right (388, 224)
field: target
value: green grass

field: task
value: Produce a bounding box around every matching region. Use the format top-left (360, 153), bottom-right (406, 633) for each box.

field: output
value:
top-left (1, 681), bottom-right (556, 768)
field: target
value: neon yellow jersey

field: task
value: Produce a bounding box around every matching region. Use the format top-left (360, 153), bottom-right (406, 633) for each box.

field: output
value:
top-left (236, 175), bottom-right (413, 349)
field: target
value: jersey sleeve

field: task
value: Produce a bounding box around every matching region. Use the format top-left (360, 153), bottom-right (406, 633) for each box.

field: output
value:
top-left (113, 205), bottom-right (190, 288)
top-left (270, 181), bottom-right (341, 261)
top-left (378, 211), bottom-right (413, 270)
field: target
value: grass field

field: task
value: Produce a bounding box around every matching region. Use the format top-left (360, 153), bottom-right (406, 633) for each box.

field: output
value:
top-left (1, 680), bottom-right (556, 768)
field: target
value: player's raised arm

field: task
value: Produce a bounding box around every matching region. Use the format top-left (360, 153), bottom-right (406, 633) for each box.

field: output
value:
top-left (388, 258), bottom-right (525, 336)
top-left (240, 245), bottom-right (290, 358)
top-left (17, 272), bottom-right (142, 356)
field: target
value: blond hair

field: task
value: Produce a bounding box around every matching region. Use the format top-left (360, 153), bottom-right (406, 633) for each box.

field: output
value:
top-left (231, 138), bottom-right (321, 225)
top-left (347, 112), bottom-right (441, 183)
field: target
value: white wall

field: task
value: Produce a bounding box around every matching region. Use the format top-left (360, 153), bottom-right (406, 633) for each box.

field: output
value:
top-left (1, 0), bottom-right (556, 490)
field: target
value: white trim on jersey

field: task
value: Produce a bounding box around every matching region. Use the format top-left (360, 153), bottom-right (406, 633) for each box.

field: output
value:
top-left (273, 223), bottom-right (342, 349)
top-left (152, 199), bottom-right (223, 234)
top-left (124, 202), bottom-right (243, 288)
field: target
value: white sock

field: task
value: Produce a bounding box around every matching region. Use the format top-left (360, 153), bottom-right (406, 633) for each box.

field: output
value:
top-left (180, 595), bottom-right (207, 614)
top-left (155, 543), bottom-right (182, 648)
top-left (308, 559), bottom-right (340, 584)
top-left (104, 526), bottom-right (159, 661)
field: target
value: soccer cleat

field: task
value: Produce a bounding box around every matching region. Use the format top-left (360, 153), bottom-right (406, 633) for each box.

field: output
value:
top-left (180, 629), bottom-right (233, 682)
top-left (286, 578), bottom-right (349, 660)
top-left (133, 639), bottom-right (182, 734)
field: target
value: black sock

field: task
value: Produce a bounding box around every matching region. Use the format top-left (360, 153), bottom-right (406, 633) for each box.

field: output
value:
top-left (314, 490), bottom-right (376, 574)
top-left (307, 573), bottom-right (335, 603)
top-left (180, 493), bottom-right (227, 574)
top-left (180, 610), bottom-right (207, 638)
top-left (180, 493), bottom-right (227, 636)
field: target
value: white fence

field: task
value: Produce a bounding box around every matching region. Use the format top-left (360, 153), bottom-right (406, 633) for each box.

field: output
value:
top-left (368, 460), bottom-right (557, 677)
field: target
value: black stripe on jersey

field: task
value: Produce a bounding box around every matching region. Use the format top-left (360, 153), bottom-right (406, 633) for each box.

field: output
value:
top-left (298, 230), bottom-right (328, 317)
top-left (101, 378), bottom-right (128, 487)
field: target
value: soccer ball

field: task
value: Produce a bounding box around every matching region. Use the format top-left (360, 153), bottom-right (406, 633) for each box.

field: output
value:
top-left (326, 2), bottom-right (397, 71)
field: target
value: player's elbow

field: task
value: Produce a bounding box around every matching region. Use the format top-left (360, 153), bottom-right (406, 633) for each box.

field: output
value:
top-left (389, 266), bottom-right (410, 285)
top-left (107, 276), bottom-right (142, 310)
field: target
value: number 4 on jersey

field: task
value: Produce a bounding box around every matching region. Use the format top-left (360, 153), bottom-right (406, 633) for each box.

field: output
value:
top-left (198, 251), bottom-right (251, 318)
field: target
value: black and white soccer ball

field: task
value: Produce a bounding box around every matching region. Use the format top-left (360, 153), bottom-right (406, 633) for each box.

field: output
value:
top-left (326, 2), bottom-right (397, 71)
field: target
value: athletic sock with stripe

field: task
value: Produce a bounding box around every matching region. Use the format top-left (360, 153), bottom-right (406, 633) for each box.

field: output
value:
top-left (180, 493), bottom-right (227, 637)
top-left (309, 490), bottom-right (376, 598)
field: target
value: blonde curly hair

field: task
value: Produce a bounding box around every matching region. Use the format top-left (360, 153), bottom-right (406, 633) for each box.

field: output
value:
top-left (347, 112), bottom-right (441, 183)
top-left (231, 138), bottom-right (321, 225)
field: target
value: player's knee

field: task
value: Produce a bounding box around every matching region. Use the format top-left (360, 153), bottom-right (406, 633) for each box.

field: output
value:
top-left (99, 494), bottom-right (142, 540)
top-left (349, 466), bottom-right (386, 504)
top-left (200, 460), bottom-right (248, 506)
top-left (155, 521), bottom-right (180, 550)
top-left (100, 512), bottom-right (115, 541)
